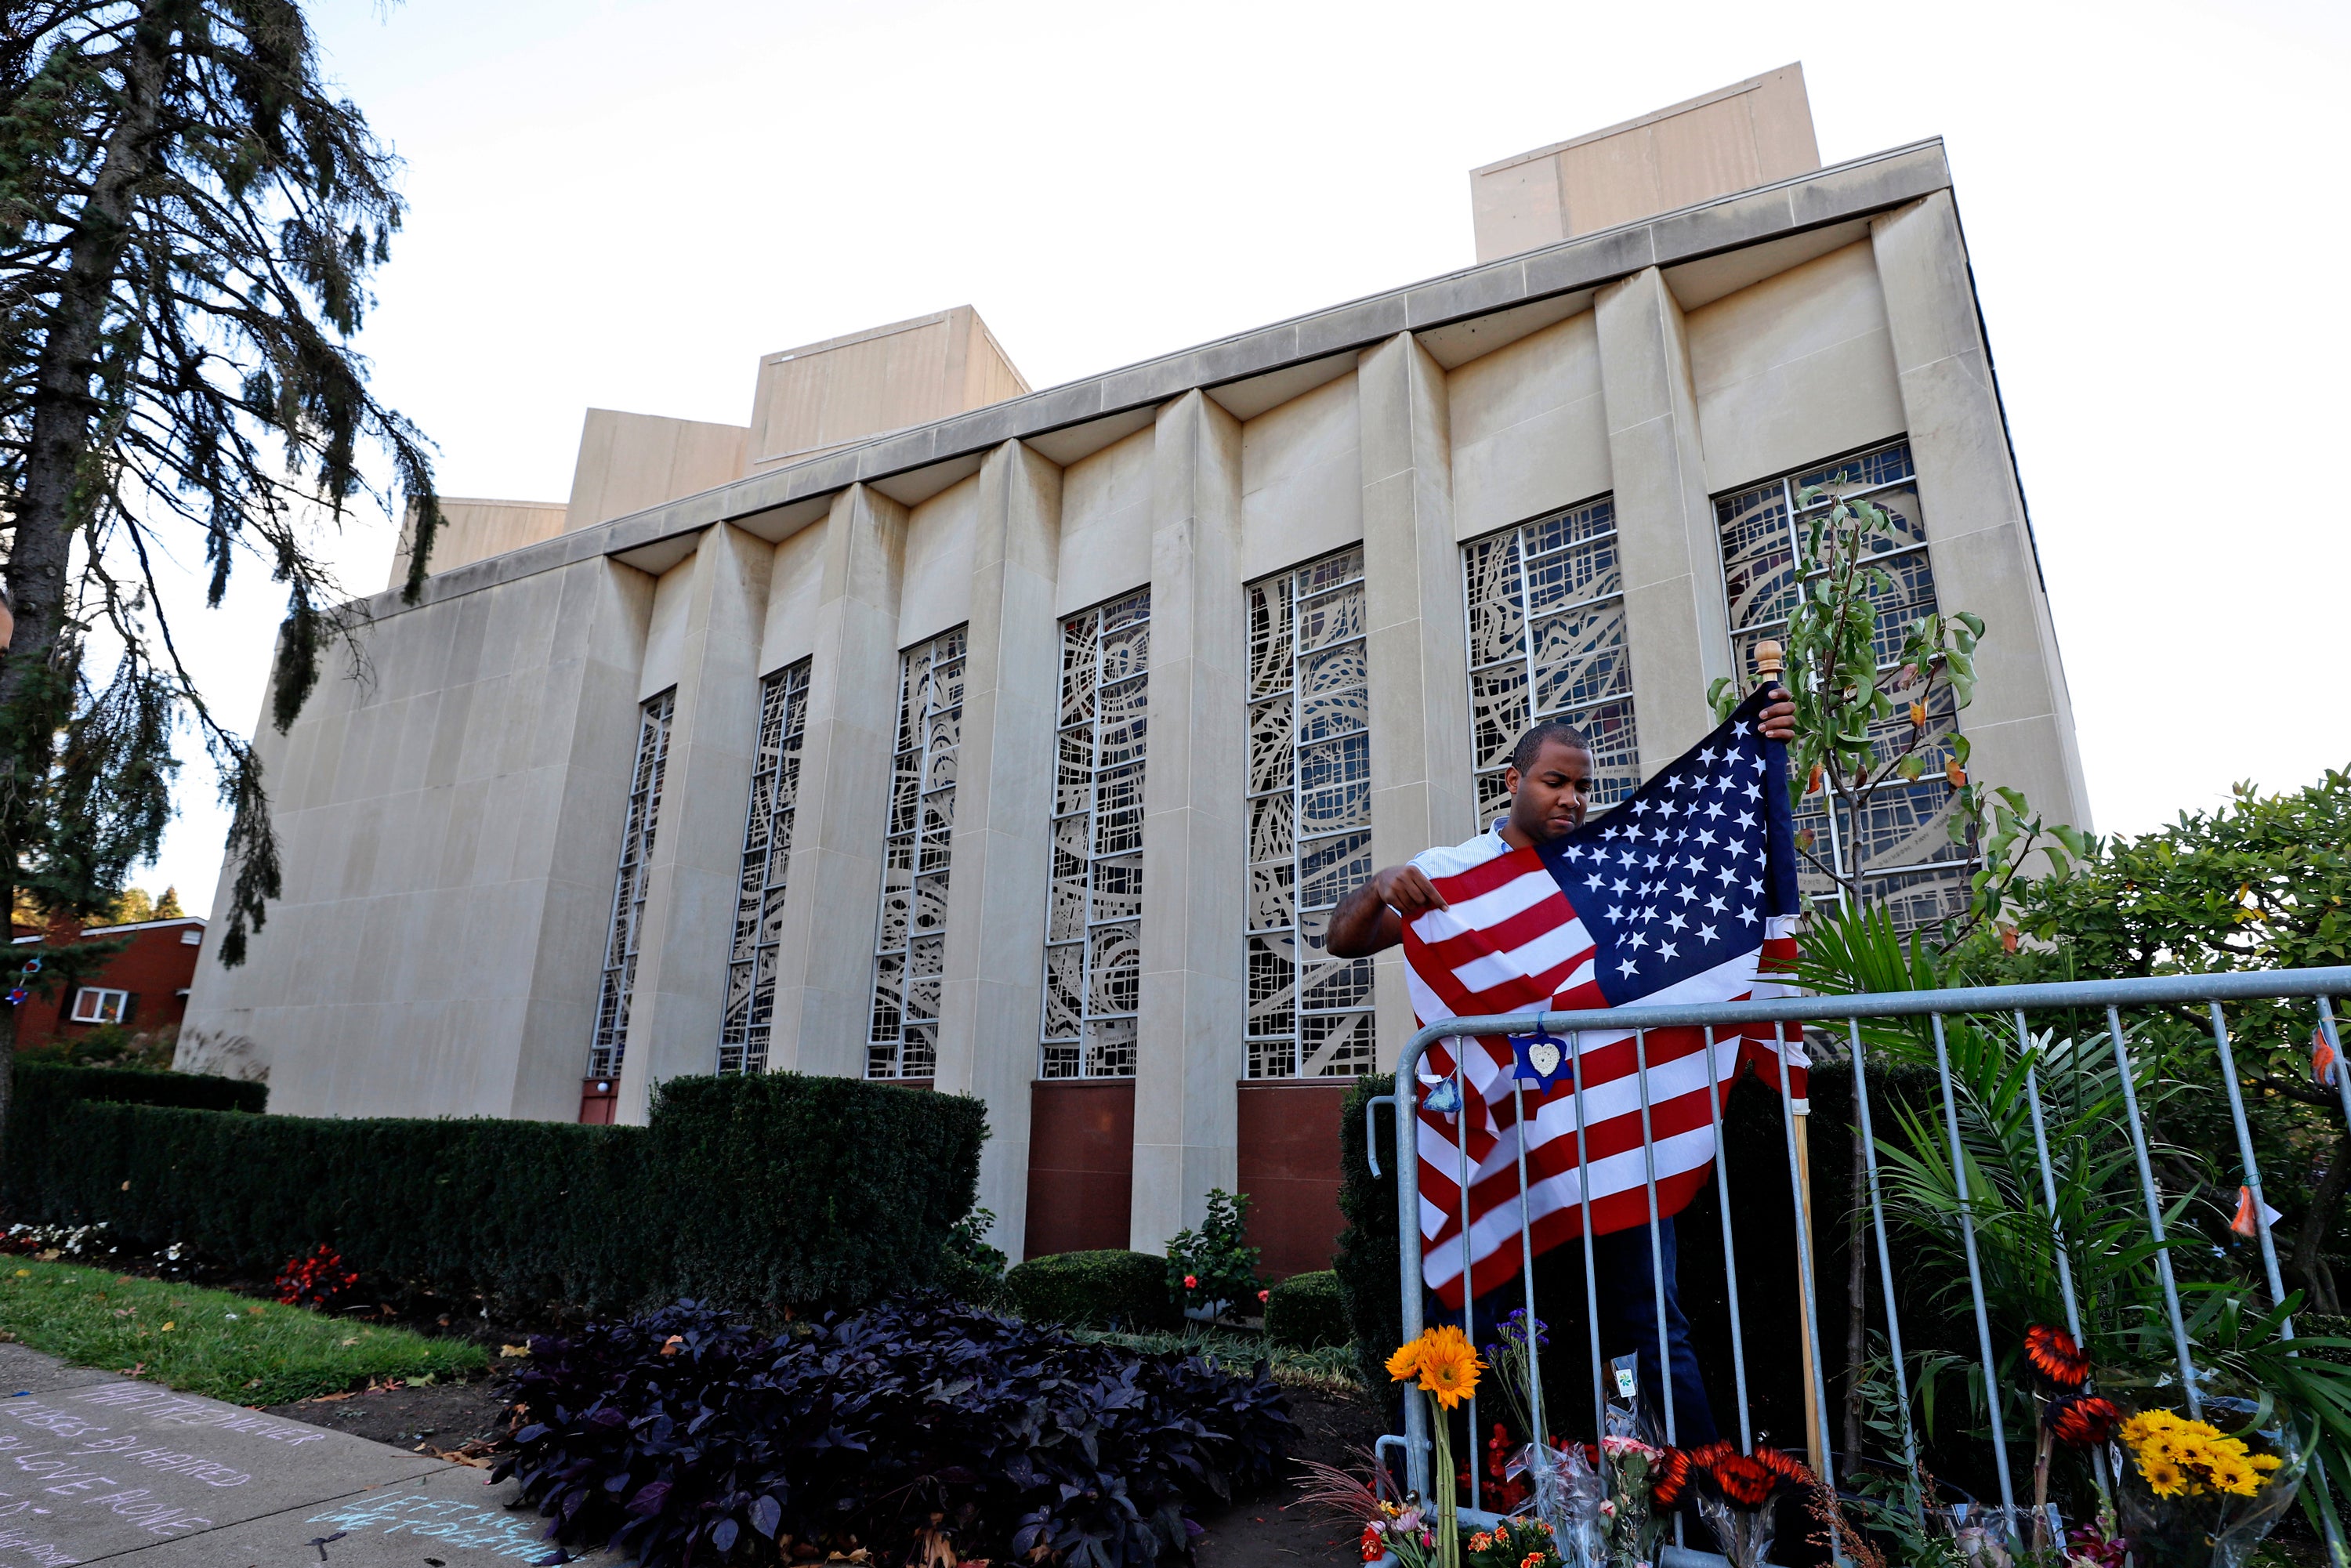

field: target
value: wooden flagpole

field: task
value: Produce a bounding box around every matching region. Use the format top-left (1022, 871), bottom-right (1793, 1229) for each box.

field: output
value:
top-left (1755, 637), bottom-right (1826, 1476)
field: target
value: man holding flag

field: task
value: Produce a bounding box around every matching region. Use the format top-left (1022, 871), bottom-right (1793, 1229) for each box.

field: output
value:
top-left (1327, 681), bottom-right (1802, 1446)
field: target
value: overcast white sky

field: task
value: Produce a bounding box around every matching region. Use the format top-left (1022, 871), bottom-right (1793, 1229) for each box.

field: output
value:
top-left (147, 0), bottom-right (2351, 909)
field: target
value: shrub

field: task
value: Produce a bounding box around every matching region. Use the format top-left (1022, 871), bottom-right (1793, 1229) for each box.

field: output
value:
top-left (1264, 1269), bottom-right (1349, 1349)
top-left (498, 1296), bottom-right (1293, 1568)
top-left (1003, 1248), bottom-right (1180, 1331)
top-left (1165, 1186), bottom-right (1262, 1316)
top-left (3, 1070), bottom-right (984, 1316)
top-left (16, 1059), bottom-right (265, 1114)
top-left (933, 1206), bottom-right (1009, 1306)
top-left (1335, 1074), bottom-right (1403, 1392)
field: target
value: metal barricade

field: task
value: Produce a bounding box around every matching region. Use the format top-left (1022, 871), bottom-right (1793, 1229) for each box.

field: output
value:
top-left (1376, 965), bottom-right (2351, 1555)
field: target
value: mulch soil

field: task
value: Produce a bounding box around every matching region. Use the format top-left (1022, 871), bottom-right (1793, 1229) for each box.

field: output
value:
top-left (1194, 1384), bottom-right (1388, 1568)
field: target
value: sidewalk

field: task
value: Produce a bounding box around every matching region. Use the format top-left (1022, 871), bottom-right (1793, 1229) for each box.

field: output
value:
top-left (0, 1342), bottom-right (617, 1566)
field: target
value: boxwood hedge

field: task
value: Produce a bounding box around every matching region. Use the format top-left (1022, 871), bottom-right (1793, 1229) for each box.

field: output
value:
top-left (1002, 1248), bottom-right (1180, 1331)
top-left (2, 1070), bottom-right (984, 1316)
top-left (1263, 1268), bottom-right (1349, 1349)
top-left (18, 1061), bottom-right (266, 1114)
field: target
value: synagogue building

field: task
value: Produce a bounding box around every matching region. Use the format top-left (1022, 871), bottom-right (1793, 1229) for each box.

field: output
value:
top-left (182, 66), bottom-right (2089, 1274)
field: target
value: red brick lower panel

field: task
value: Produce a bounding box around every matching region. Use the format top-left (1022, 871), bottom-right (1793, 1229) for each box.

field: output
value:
top-left (1237, 1081), bottom-right (1349, 1281)
top-left (1024, 1079), bottom-right (1135, 1258)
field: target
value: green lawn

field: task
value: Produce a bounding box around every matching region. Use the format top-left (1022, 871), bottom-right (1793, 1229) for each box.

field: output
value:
top-left (0, 1259), bottom-right (490, 1404)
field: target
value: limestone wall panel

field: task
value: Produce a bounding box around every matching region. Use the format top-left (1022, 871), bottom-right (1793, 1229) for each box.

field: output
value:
top-left (182, 554), bottom-right (655, 1118)
top-left (899, 473), bottom-right (980, 649)
top-left (1684, 239), bottom-right (1904, 493)
top-left (756, 521), bottom-right (828, 676)
top-left (1056, 426), bottom-right (1154, 615)
top-left (1240, 372), bottom-right (1362, 583)
top-left (1445, 310), bottom-right (1610, 539)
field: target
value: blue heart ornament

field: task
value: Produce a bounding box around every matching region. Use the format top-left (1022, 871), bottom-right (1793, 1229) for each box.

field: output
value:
top-left (1509, 1027), bottom-right (1573, 1093)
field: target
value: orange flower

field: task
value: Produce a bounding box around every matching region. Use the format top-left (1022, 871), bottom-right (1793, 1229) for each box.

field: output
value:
top-left (1650, 1447), bottom-right (1693, 1508)
top-left (2024, 1324), bottom-right (2088, 1389)
top-left (2049, 1395), bottom-right (2121, 1447)
top-left (1385, 1337), bottom-right (1426, 1384)
top-left (1413, 1325), bottom-right (1484, 1410)
top-left (1705, 1451), bottom-right (1777, 1507)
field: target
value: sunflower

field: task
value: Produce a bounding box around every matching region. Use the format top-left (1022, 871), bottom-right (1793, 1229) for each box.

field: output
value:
top-left (1386, 1337), bottom-right (1426, 1384)
top-left (1415, 1324), bottom-right (1484, 1409)
top-left (2024, 1324), bottom-right (2090, 1389)
top-left (2140, 1458), bottom-right (2189, 1499)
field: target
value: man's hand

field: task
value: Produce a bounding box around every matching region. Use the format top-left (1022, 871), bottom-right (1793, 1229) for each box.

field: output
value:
top-left (1371, 864), bottom-right (1448, 921)
top-left (1758, 684), bottom-right (1796, 744)
top-left (1325, 864), bottom-right (1450, 958)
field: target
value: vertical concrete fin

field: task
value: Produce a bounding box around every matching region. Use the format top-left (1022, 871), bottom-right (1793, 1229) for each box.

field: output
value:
top-left (1596, 266), bottom-right (1732, 765)
top-left (1131, 391), bottom-right (1247, 1253)
top-left (1357, 334), bottom-right (1473, 1071)
top-left (766, 484), bottom-right (912, 1078)
top-left (938, 440), bottom-right (1065, 1260)
top-left (1871, 192), bottom-right (2092, 835)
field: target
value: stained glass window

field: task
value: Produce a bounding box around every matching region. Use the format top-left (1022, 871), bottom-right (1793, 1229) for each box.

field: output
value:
top-left (1459, 495), bottom-right (1639, 830)
top-left (1040, 591), bottom-right (1150, 1079)
top-left (1244, 547), bottom-right (1375, 1080)
top-left (868, 629), bottom-right (965, 1080)
top-left (587, 688), bottom-right (675, 1080)
top-left (718, 660), bottom-right (812, 1075)
top-left (1713, 439), bottom-right (1968, 931)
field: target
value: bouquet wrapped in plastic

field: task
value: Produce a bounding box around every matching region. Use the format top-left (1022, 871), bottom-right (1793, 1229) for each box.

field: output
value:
top-left (2108, 1397), bottom-right (2303, 1568)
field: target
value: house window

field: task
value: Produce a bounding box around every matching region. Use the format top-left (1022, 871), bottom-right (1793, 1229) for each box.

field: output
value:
top-left (586, 689), bottom-right (676, 1079)
top-left (1244, 547), bottom-right (1375, 1081)
top-left (868, 629), bottom-right (965, 1080)
top-left (1713, 438), bottom-right (1966, 930)
top-left (1460, 495), bottom-right (1640, 828)
top-left (70, 987), bottom-right (129, 1025)
top-left (719, 659), bottom-right (813, 1075)
top-left (1040, 591), bottom-right (1150, 1080)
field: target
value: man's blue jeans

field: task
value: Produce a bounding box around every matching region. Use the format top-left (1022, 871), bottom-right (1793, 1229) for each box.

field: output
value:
top-left (1468, 1215), bottom-right (1718, 1446)
top-left (1589, 1215), bottom-right (1718, 1446)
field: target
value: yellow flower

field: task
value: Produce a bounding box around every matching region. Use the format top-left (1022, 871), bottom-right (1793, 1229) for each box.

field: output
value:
top-left (1386, 1338), bottom-right (1426, 1384)
top-left (2251, 1453), bottom-right (2283, 1472)
top-left (2141, 1458), bottom-right (2188, 1498)
top-left (1415, 1324), bottom-right (1484, 1410)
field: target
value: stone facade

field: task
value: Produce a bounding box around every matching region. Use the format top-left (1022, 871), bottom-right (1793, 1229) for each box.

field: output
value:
top-left (184, 118), bottom-right (2088, 1275)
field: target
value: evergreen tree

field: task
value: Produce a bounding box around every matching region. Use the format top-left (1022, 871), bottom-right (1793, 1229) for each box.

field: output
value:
top-left (0, 1), bottom-right (439, 1144)
top-left (154, 883), bottom-right (179, 917)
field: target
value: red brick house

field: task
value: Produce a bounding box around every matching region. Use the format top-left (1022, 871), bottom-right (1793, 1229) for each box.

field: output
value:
top-left (9, 918), bottom-right (206, 1049)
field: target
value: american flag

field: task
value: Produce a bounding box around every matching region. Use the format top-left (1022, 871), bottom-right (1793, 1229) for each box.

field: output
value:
top-left (1404, 688), bottom-right (1806, 1307)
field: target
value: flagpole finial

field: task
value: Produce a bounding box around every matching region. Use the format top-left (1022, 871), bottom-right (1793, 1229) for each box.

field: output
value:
top-left (1754, 639), bottom-right (1784, 682)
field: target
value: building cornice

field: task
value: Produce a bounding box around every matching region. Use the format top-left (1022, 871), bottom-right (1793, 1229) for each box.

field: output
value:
top-left (364, 137), bottom-right (1951, 619)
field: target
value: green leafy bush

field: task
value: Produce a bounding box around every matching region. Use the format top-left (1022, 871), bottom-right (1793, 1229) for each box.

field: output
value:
top-left (1263, 1269), bottom-right (1349, 1349)
top-left (3, 1070), bottom-right (983, 1315)
top-left (17, 1060), bottom-right (265, 1114)
top-left (1165, 1186), bottom-right (1262, 1314)
top-left (1003, 1248), bottom-right (1180, 1331)
top-left (1335, 1075), bottom-right (1403, 1392)
top-left (933, 1206), bottom-right (1010, 1306)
